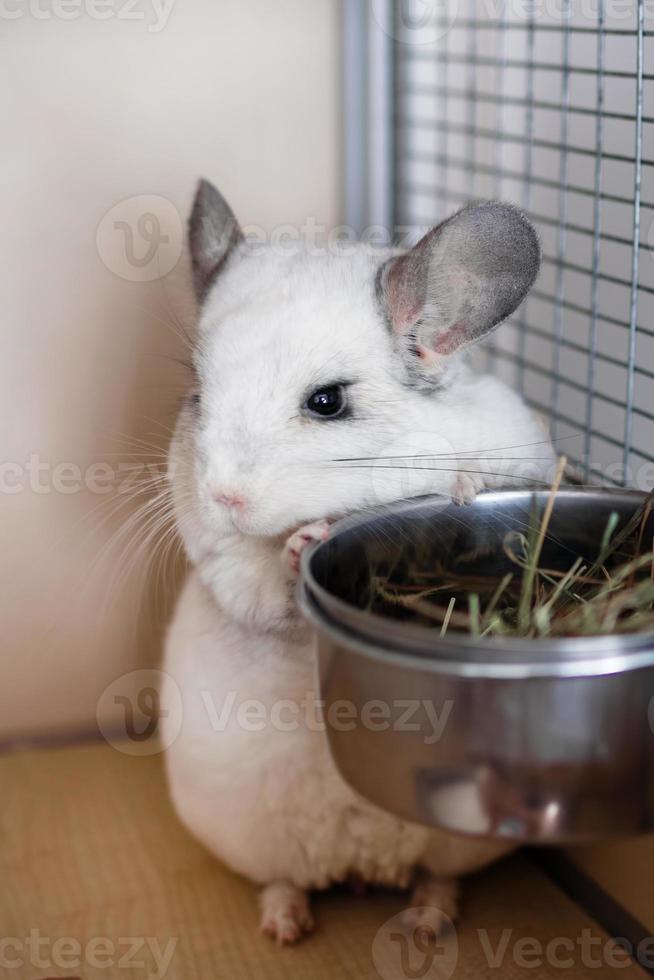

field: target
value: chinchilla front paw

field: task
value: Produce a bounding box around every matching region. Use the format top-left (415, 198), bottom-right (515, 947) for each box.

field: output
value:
top-left (282, 520), bottom-right (330, 576)
top-left (451, 470), bottom-right (485, 506)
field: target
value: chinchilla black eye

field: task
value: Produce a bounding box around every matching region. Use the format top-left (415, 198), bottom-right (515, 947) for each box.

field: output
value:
top-left (305, 384), bottom-right (346, 419)
top-left (189, 392), bottom-right (201, 408)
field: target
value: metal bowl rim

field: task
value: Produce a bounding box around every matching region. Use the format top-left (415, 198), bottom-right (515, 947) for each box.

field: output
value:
top-left (300, 487), bottom-right (654, 668)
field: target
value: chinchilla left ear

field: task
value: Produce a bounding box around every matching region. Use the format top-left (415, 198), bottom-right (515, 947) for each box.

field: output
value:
top-left (378, 202), bottom-right (540, 381)
top-left (189, 178), bottom-right (244, 303)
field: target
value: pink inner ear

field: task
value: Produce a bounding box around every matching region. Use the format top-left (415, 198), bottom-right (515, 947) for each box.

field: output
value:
top-left (431, 320), bottom-right (470, 356)
top-left (385, 255), bottom-right (426, 334)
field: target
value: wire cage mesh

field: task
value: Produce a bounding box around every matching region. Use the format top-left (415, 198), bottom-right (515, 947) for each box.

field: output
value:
top-left (392, 0), bottom-right (654, 489)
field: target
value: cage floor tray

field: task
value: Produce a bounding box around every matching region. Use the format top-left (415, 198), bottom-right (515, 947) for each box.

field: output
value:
top-left (0, 741), bottom-right (648, 979)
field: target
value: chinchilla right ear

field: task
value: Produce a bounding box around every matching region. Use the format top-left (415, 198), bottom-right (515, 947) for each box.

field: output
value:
top-left (189, 179), bottom-right (244, 303)
top-left (378, 202), bottom-right (540, 384)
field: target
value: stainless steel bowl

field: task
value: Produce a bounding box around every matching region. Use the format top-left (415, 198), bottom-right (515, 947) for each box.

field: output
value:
top-left (299, 489), bottom-right (654, 842)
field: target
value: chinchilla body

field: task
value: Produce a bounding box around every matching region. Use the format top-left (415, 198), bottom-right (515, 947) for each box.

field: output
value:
top-left (161, 181), bottom-right (554, 936)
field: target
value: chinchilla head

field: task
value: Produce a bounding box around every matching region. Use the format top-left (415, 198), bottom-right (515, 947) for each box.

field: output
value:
top-left (168, 179), bottom-right (540, 553)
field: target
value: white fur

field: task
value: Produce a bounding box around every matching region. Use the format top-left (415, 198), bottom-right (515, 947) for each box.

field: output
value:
top-left (162, 239), bottom-right (554, 909)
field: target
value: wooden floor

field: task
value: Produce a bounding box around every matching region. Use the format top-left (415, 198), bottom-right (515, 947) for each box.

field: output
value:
top-left (0, 742), bottom-right (647, 979)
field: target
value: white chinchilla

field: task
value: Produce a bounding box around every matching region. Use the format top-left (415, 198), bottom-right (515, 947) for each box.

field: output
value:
top-left (161, 180), bottom-right (555, 943)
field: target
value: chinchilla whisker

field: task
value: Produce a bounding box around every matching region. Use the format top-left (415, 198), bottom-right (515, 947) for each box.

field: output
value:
top-left (76, 480), bottom-right (170, 537)
top-left (90, 491), bottom-right (175, 568)
top-left (332, 435), bottom-right (580, 464)
top-left (100, 508), bottom-right (181, 626)
top-left (155, 525), bottom-right (187, 610)
top-left (142, 382), bottom-right (195, 390)
top-left (136, 303), bottom-right (195, 354)
top-left (99, 451), bottom-right (169, 459)
top-left (103, 433), bottom-right (170, 457)
top-left (138, 414), bottom-right (177, 436)
top-left (367, 496), bottom-right (579, 559)
top-left (330, 455), bottom-right (556, 464)
top-left (145, 352), bottom-right (194, 372)
top-left (100, 491), bottom-right (178, 575)
top-left (332, 465), bottom-right (553, 487)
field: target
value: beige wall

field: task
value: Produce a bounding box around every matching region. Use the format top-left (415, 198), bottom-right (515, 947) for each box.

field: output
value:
top-left (1, 0), bottom-right (341, 739)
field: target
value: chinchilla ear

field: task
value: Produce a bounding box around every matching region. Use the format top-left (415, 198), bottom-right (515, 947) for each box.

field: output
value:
top-left (379, 202), bottom-right (540, 381)
top-left (189, 179), bottom-right (244, 303)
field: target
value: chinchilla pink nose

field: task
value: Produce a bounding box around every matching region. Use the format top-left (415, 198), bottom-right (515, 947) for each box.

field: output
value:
top-left (213, 489), bottom-right (247, 510)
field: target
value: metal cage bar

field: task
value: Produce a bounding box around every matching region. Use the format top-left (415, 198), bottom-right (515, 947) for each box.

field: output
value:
top-left (391, 0), bottom-right (654, 489)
